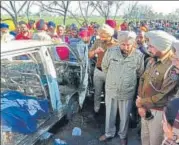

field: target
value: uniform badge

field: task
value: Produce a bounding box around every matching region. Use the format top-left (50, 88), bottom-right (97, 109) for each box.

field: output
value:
top-left (170, 70), bottom-right (179, 81)
top-left (156, 71), bottom-right (160, 76)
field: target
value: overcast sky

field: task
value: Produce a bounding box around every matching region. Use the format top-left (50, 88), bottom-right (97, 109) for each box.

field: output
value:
top-left (1, 1), bottom-right (179, 15)
top-left (137, 1), bottom-right (179, 14)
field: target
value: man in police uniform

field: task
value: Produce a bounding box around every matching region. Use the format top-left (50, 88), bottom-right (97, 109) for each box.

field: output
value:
top-left (136, 31), bottom-right (179, 145)
top-left (88, 24), bottom-right (118, 114)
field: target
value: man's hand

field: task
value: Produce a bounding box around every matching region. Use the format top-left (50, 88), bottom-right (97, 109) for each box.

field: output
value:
top-left (94, 47), bottom-right (104, 54)
top-left (138, 107), bottom-right (146, 118)
top-left (136, 96), bottom-right (143, 108)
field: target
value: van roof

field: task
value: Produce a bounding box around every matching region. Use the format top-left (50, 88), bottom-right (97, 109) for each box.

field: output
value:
top-left (1, 40), bottom-right (60, 54)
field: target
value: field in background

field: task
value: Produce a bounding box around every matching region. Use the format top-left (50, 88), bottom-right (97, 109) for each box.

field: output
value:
top-left (1, 15), bottom-right (124, 26)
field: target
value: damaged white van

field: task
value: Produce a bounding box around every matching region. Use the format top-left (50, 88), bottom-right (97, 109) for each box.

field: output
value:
top-left (1, 40), bottom-right (89, 145)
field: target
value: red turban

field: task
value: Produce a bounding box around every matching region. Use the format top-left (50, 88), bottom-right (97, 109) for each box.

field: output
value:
top-left (88, 26), bottom-right (94, 36)
top-left (105, 19), bottom-right (117, 29)
top-left (79, 30), bottom-right (91, 38)
top-left (36, 19), bottom-right (46, 30)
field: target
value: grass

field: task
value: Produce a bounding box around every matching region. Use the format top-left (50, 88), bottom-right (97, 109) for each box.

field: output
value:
top-left (1, 15), bottom-right (124, 26)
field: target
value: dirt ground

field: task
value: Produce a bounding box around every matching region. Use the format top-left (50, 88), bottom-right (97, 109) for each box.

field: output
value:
top-left (47, 97), bottom-right (141, 145)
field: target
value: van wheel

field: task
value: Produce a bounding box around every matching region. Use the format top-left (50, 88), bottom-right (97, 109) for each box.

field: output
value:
top-left (66, 96), bottom-right (80, 120)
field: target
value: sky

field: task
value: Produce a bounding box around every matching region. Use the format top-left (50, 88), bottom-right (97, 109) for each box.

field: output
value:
top-left (137, 1), bottom-right (179, 14)
top-left (1, 1), bottom-right (179, 15)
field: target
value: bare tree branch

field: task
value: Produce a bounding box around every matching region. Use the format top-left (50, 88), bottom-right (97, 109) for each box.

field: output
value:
top-left (113, 2), bottom-right (124, 19)
top-left (79, 1), bottom-right (87, 23)
top-left (1, 1), bottom-right (30, 25)
top-left (17, 1), bottom-right (28, 14)
top-left (123, 1), bottom-right (139, 20)
top-left (88, 1), bottom-right (99, 16)
top-left (0, 5), bottom-right (15, 19)
top-left (39, 1), bottom-right (64, 15)
top-left (9, 1), bottom-right (16, 14)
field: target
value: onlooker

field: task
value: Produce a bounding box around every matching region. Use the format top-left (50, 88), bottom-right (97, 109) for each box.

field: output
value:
top-left (120, 21), bottom-right (128, 31)
top-left (56, 25), bottom-right (69, 43)
top-left (100, 31), bottom-right (144, 145)
top-left (47, 21), bottom-right (57, 38)
top-left (15, 22), bottom-right (32, 40)
top-left (88, 24), bottom-right (118, 115)
top-left (1, 23), bottom-right (15, 42)
top-left (136, 31), bottom-right (150, 67)
top-left (32, 19), bottom-right (51, 41)
top-left (162, 98), bottom-right (179, 145)
top-left (78, 29), bottom-right (91, 44)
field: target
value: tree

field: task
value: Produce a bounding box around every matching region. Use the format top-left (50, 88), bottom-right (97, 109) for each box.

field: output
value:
top-left (90, 1), bottom-right (124, 20)
top-left (24, 1), bottom-right (35, 21)
top-left (37, 1), bottom-right (71, 25)
top-left (129, 4), bottom-right (155, 21)
top-left (166, 8), bottom-right (179, 21)
top-left (123, 1), bottom-right (139, 20)
top-left (77, 1), bottom-right (98, 24)
top-left (0, 1), bottom-right (28, 26)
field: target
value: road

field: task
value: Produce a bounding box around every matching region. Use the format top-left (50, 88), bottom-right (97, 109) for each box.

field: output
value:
top-left (47, 97), bottom-right (141, 145)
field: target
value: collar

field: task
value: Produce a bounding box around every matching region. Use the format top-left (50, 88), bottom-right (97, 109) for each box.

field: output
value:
top-left (158, 56), bottom-right (169, 63)
top-left (157, 50), bottom-right (173, 64)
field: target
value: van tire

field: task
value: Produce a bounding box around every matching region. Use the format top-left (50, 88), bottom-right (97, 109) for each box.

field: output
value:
top-left (66, 95), bottom-right (80, 120)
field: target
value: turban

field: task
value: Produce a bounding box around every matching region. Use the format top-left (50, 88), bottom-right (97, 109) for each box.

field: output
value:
top-left (88, 26), bottom-right (94, 36)
top-left (70, 23), bottom-right (78, 30)
top-left (105, 19), bottom-right (117, 29)
top-left (18, 21), bottom-right (27, 25)
top-left (79, 27), bottom-right (87, 32)
top-left (47, 21), bottom-right (56, 28)
top-left (140, 26), bottom-right (148, 32)
top-left (145, 30), bottom-right (176, 52)
top-left (36, 19), bottom-right (46, 30)
top-left (27, 20), bottom-right (35, 29)
top-left (98, 24), bottom-right (114, 37)
top-left (172, 40), bottom-right (179, 58)
top-left (0, 23), bottom-right (9, 29)
top-left (118, 31), bottom-right (137, 44)
top-left (78, 30), bottom-right (90, 38)
top-left (93, 24), bottom-right (100, 29)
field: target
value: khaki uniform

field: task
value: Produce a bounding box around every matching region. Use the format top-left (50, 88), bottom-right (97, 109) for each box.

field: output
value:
top-left (138, 57), bottom-right (179, 145)
top-left (102, 46), bottom-right (144, 139)
top-left (89, 39), bottom-right (115, 68)
top-left (138, 58), bottom-right (179, 109)
top-left (89, 39), bottom-right (117, 112)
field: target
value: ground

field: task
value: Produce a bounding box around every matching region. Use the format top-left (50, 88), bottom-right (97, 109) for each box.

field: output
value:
top-left (47, 97), bottom-right (141, 145)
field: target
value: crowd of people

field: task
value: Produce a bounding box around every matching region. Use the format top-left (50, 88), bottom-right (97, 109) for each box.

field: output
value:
top-left (1, 18), bottom-right (179, 145)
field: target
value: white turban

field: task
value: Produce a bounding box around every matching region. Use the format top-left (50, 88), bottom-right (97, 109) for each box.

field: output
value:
top-left (118, 31), bottom-right (137, 44)
top-left (172, 40), bottom-right (179, 58)
top-left (145, 30), bottom-right (176, 52)
top-left (98, 24), bottom-right (114, 37)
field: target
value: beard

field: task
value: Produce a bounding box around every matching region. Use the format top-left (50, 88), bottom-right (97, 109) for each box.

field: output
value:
top-left (121, 49), bottom-right (130, 57)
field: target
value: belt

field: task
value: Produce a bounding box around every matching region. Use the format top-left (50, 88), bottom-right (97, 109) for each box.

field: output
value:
top-left (97, 67), bottom-right (102, 71)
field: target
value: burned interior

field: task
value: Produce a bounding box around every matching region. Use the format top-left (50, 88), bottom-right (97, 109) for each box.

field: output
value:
top-left (1, 53), bottom-right (48, 98)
